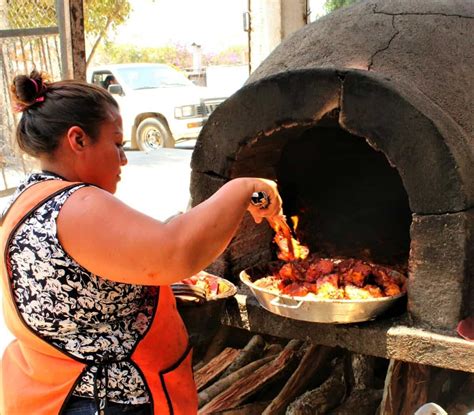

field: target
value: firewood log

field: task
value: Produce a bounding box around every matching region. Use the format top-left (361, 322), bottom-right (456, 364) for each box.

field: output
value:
top-left (220, 334), bottom-right (265, 378)
top-left (194, 347), bottom-right (240, 390)
top-left (446, 373), bottom-right (474, 414)
top-left (201, 325), bottom-right (231, 364)
top-left (328, 389), bottom-right (383, 415)
top-left (199, 339), bottom-right (303, 414)
top-left (193, 361), bottom-right (205, 372)
top-left (379, 360), bottom-right (431, 415)
top-left (286, 358), bottom-right (346, 415)
top-left (198, 355), bottom-right (275, 408)
top-left (349, 353), bottom-right (376, 390)
top-left (263, 343), bottom-right (283, 357)
top-left (262, 344), bottom-right (333, 415)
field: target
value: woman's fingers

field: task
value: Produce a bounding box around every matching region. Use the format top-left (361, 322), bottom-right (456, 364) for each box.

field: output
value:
top-left (248, 208), bottom-right (263, 224)
top-left (247, 178), bottom-right (283, 224)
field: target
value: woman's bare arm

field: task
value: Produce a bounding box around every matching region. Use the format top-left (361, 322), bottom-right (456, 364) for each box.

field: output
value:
top-left (57, 178), bottom-right (281, 285)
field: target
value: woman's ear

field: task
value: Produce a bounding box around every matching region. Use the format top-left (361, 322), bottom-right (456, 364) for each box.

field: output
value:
top-left (66, 126), bottom-right (90, 153)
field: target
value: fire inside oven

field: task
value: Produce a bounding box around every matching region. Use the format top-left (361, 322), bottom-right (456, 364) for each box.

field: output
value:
top-left (236, 121), bottom-right (411, 322)
top-left (276, 124), bottom-right (412, 269)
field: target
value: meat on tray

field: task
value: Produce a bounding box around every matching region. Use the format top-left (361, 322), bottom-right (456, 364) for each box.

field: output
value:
top-left (180, 272), bottom-right (231, 298)
top-left (253, 257), bottom-right (406, 300)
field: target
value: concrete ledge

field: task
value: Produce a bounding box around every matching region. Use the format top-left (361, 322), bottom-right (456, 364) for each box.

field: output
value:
top-left (222, 289), bottom-right (474, 373)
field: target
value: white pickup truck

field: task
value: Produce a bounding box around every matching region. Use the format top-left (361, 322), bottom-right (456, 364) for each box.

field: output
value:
top-left (88, 63), bottom-right (227, 151)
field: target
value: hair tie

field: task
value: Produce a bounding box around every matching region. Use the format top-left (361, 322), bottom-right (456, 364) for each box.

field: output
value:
top-left (30, 78), bottom-right (45, 104)
top-left (30, 78), bottom-right (41, 93)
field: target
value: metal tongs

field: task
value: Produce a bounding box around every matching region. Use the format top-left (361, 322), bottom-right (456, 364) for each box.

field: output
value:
top-left (171, 283), bottom-right (207, 304)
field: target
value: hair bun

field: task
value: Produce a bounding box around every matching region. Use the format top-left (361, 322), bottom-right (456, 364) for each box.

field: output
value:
top-left (11, 69), bottom-right (48, 112)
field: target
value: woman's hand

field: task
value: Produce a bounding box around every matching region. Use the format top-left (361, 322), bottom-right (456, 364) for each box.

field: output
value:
top-left (246, 178), bottom-right (283, 224)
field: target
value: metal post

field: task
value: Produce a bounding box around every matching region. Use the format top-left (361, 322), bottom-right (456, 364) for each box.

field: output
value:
top-left (56, 0), bottom-right (68, 79)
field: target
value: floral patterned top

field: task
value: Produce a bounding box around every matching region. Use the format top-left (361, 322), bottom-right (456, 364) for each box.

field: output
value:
top-left (5, 172), bottom-right (156, 405)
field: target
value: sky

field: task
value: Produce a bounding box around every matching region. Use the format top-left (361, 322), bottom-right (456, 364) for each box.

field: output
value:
top-left (112, 0), bottom-right (327, 52)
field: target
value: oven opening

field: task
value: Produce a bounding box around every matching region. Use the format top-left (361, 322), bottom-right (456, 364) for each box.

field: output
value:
top-left (276, 124), bottom-right (412, 269)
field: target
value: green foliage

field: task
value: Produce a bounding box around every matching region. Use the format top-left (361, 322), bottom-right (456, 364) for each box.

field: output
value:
top-left (6, 0), bottom-right (131, 64)
top-left (93, 42), bottom-right (248, 69)
top-left (83, 0), bottom-right (131, 65)
top-left (324, 0), bottom-right (360, 13)
top-left (206, 45), bottom-right (247, 66)
top-left (84, 0), bottom-right (131, 38)
top-left (7, 0), bottom-right (57, 28)
top-left (7, 0), bottom-right (130, 30)
top-left (94, 42), bottom-right (193, 68)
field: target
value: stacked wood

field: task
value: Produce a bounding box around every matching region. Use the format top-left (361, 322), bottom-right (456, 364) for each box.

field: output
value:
top-left (193, 360), bottom-right (206, 372)
top-left (263, 343), bottom-right (283, 357)
top-left (198, 355), bottom-right (275, 407)
top-left (220, 335), bottom-right (265, 377)
top-left (262, 344), bottom-right (334, 415)
top-left (379, 360), bottom-right (432, 415)
top-left (194, 347), bottom-right (241, 390)
top-left (286, 357), bottom-right (346, 414)
top-left (348, 353), bottom-right (376, 389)
top-left (446, 373), bottom-right (474, 414)
top-left (329, 389), bottom-right (383, 414)
top-left (199, 339), bottom-right (302, 414)
top-left (201, 325), bottom-right (231, 364)
top-left (328, 353), bottom-right (383, 414)
top-left (194, 333), bottom-right (472, 415)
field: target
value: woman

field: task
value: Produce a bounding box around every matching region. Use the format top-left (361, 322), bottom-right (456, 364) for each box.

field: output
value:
top-left (0, 70), bottom-right (283, 415)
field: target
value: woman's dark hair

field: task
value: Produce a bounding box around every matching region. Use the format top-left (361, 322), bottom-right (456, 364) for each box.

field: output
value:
top-left (11, 69), bottom-right (119, 157)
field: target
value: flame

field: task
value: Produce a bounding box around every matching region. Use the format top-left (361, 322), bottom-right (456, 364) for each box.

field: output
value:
top-left (269, 215), bottom-right (309, 262)
top-left (291, 216), bottom-right (299, 231)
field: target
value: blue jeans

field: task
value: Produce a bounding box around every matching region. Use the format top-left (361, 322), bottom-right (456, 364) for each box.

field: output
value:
top-left (62, 396), bottom-right (152, 415)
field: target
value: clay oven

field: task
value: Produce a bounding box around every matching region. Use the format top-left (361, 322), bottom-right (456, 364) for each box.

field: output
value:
top-left (190, 0), bottom-right (473, 371)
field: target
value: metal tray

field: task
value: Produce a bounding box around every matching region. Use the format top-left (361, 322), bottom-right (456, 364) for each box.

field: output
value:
top-left (240, 262), bottom-right (407, 324)
top-left (172, 273), bottom-right (237, 305)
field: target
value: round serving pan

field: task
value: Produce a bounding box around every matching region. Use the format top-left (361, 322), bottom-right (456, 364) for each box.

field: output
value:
top-left (174, 274), bottom-right (237, 357)
top-left (240, 263), bottom-right (407, 324)
top-left (172, 273), bottom-right (237, 305)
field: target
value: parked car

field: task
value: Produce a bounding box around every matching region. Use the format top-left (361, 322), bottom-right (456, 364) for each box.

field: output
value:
top-left (88, 63), bottom-right (227, 151)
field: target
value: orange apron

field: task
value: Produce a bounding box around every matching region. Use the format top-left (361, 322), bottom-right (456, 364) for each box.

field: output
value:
top-left (0, 180), bottom-right (197, 414)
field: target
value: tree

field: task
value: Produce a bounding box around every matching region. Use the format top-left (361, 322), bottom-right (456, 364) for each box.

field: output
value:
top-left (324, 0), bottom-right (360, 13)
top-left (205, 45), bottom-right (247, 66)
top-left (94, 42), bottom-right (193, 69)
top-left (84, 0), bottom-right (131, 68)
top-left (6, 0), bottom-right (131, 67)
top-left (92, 43), bottom-right (248, 70)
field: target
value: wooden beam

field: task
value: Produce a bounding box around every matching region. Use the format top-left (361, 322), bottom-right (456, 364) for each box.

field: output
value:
top-left (56, 0), bottom-right (86, 80)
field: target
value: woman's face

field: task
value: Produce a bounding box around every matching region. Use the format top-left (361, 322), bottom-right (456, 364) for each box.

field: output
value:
top-left (80, 107), bottom-right (127, 193)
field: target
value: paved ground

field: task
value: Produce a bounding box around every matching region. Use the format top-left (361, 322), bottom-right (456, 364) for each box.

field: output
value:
top-left (0, 145), bottom-right (195, 354)
top-left (116, 144), bottom-right (194, 220)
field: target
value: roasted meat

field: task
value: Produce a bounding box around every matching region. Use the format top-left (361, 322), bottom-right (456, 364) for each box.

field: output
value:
top-left (255, 258), bottom-right (405, 300)
top-left (306, 259), bottom-right (334, 282)
top-left (268, 216), bottom-right (309, 262)
top-left (257, 216), bottom-right (406, 300)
